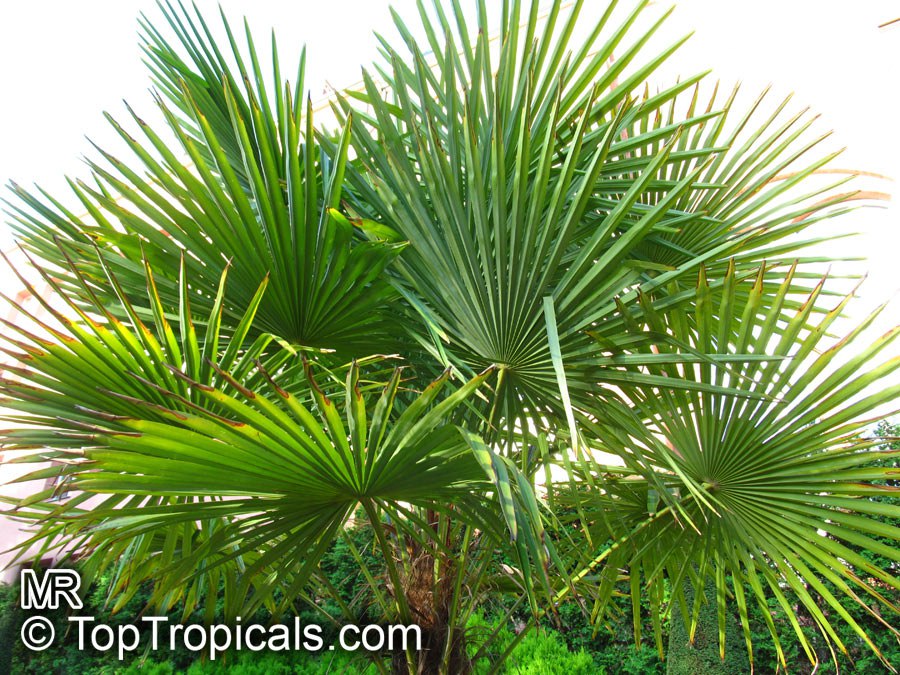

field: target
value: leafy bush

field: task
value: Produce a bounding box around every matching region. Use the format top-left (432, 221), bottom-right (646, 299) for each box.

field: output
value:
top-left (466, 611), bottom-right (598, 675)
top-left (505, 630), bottom-right (595, 675)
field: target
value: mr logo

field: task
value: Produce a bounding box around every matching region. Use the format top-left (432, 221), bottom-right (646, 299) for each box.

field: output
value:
top-left (20, 569), bottom-right (83, 610)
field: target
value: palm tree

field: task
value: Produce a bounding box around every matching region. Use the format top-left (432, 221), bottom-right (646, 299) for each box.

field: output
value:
top-left (2, 0), bottom-right (898, 672)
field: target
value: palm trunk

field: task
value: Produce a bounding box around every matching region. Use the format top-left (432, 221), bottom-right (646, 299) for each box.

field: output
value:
top-left (376, 512), bottom-right (471, 674)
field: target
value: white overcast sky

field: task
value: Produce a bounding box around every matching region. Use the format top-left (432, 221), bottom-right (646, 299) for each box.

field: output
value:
top-left (0, 1), bottom-right (898, 336)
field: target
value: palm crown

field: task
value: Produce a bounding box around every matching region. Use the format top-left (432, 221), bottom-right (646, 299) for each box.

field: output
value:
top-left (2, 1), bottom-right (898, 672)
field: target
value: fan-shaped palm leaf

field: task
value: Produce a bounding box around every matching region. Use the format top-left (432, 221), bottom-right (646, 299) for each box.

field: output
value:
top-left (5, 1), bottom-right (404, 354)
top-left (555, 264), bottom-right (900, 671)
top-left (1, 255), bottom-right (555, 623)
top-left (332, 0), bottom-right (865, 439)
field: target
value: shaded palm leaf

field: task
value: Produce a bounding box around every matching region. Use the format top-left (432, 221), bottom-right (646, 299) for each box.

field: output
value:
top-left (331, 0), bottom-right (865, 438)
top-left (555, 265), bottom-right (900, 671)
top-left (5, 1), bottom-right (403, 354)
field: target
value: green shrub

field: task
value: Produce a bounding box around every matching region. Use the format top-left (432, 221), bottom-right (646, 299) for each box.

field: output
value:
top-left (116, 661), bottom-right (176, 675)
top-left (506, 629), bottom-right (596, 675)
top-left (0, 583), bottom-right (19, 675)
top-left (466, 611), bottom-right (600, 675)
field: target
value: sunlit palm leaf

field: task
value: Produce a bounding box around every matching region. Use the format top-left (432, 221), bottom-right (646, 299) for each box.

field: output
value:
top-left (619, 83), bottom-right (865, 276)
top-left (1, 259), bottom-right (555, 622)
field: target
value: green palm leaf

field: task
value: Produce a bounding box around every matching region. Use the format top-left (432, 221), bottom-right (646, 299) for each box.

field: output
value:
top-left (556, 265), bottom-right (900, 670)
top-left (331, 0), bottom-right (866, 438)
top-left (1, 258), bottom-right (556, 621)
top-left (5, 1), bottom-right (404, 354)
